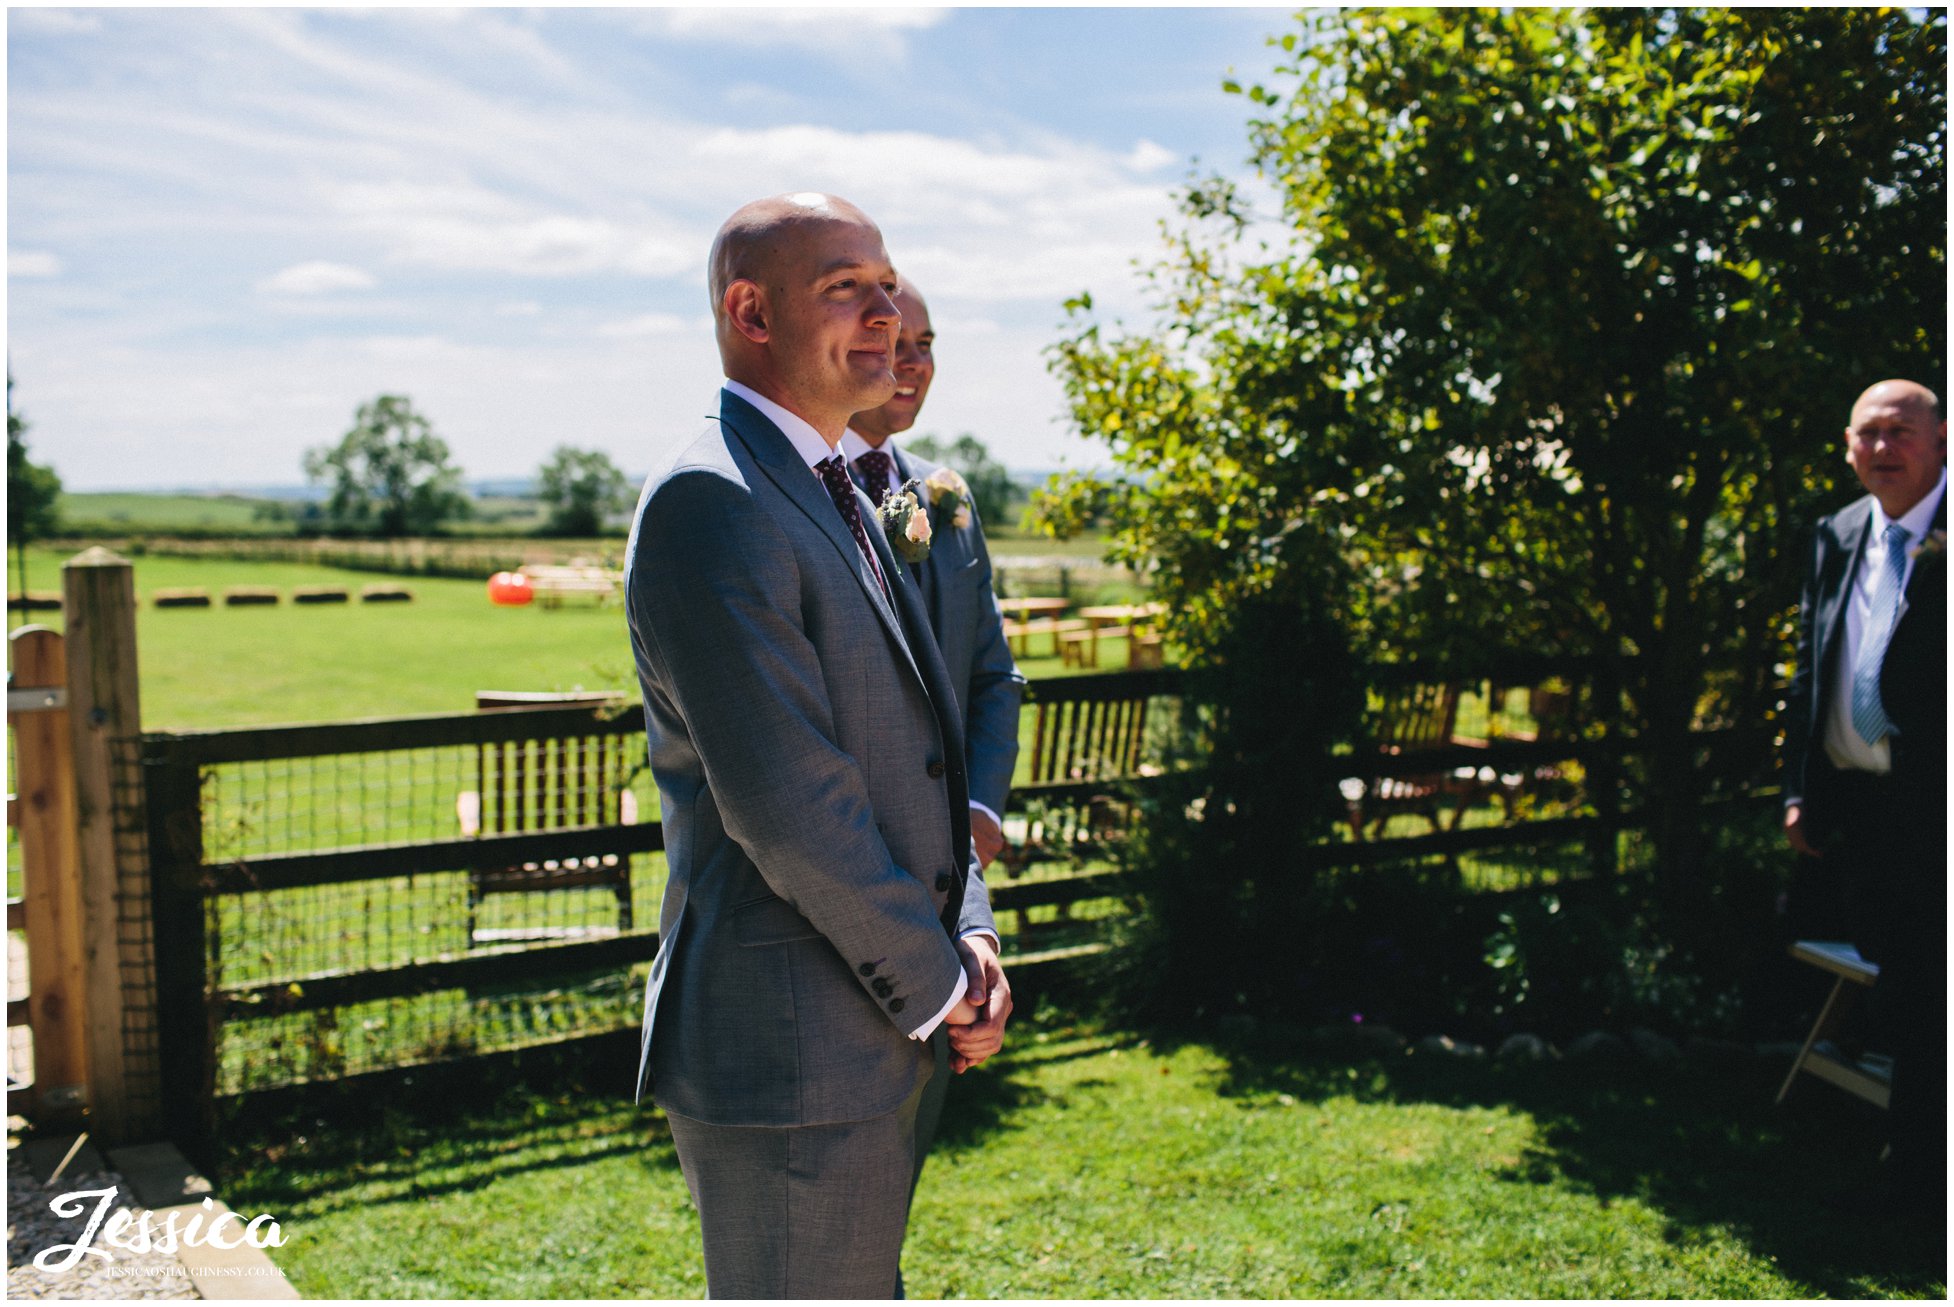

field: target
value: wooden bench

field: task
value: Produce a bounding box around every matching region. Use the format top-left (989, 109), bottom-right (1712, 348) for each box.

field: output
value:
top-left (1006, 617), bottom-right (1088, 659)
top-left (1777, 940), bottom-right (1889, 1109)
top-left (998, 670), bottom-right (1179, 939)
top-left (1346, 681), bottom-right (1489, 839)
top-left (458, 691), bottom-right (640, 945)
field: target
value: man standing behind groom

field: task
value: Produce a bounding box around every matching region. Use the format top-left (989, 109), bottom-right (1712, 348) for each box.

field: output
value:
top-left (844, 283), bottom-right (1025, 1275)
top-left (623, 193), bottom-right (1007, 1297)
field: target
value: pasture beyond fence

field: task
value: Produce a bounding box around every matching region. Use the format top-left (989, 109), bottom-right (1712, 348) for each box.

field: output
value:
top-left (8, 547), bottom-right (1777, 1148)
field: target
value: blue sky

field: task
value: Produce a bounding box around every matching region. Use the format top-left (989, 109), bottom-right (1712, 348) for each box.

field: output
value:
top-left (7, 6), bottom-right (1294, 491)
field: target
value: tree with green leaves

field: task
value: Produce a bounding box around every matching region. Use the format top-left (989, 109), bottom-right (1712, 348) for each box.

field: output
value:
top-left (303, 395), bottom-right (470, 537)
top-left (8, 375), bottom-right (62, 624)
top-left (903, 433), bottom-right (1020, 529)
top-left (536, 445), bottom-right (631, 537)
top-left (1040, 9), bottom-right (1944, 919)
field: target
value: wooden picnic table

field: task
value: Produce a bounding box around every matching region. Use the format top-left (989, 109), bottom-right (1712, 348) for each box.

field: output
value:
top-left (997, 596), bottom-right (1077, 658)
top-left (1067, 603), bottom-right (1167, 669)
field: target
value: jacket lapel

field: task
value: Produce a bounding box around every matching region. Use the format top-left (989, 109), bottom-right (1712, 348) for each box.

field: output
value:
top-left (717, 394), bottom-right (922, 685)
top-left (1902, 494), bottom-right (1947, 603)
top-left (1819, 499), bottom-right (1874, 679)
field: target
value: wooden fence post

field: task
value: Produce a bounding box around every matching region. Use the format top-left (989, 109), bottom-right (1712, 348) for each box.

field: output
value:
top-left (145, 742), bottom-right (214, 1143)
top-left (10, 625), bottom-right (90, 1118)
top-left (62, 547), bottom-right (157, 1143)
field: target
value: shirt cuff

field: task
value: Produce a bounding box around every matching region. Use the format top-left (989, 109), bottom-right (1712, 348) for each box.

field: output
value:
top-left (908, 931), bottom-right (1000, 1039)
top-left (969, 800), bottom-right (1001, 826)
top-left (909, 982), bottom-right (966, 1041)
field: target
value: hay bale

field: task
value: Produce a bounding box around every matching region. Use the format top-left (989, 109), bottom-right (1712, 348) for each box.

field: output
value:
top-left (6, 592), bottom-right (61, 612)
top-left (292, 587), bottom-right (350, 605)
top-left (152, 588), bottom-right (212, 608)
top-left (360, 585), bottom-right (413, 603)
top-left (223, 587), bottom-right (280, 606)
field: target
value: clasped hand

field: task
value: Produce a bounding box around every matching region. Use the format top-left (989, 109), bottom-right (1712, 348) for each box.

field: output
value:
top-left (939, 933), bottom-right (1012, 1073)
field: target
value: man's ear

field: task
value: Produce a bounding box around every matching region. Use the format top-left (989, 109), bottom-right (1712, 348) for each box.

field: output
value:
top-left (725, 281), bottom-right (769, 345)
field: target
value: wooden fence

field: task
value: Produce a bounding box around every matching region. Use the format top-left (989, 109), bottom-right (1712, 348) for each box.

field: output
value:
top-left (9, 546), bottom-right (1778, 1149)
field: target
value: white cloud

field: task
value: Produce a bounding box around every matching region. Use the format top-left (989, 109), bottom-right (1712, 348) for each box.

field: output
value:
top-left (10, 250), bottom-right (64, 278)
top-left (9, 10), bottom-right (102, 36)
top-left (256, 261), bottom-right (377, 295)
top-left (1125, 139), bottom-right (1181, 174)
top-left (644, 8), bottom-right (947, 62)
top-left (596, 313), bottom-right (692, 339)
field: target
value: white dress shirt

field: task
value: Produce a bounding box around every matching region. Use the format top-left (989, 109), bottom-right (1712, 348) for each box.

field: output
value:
top-left (724, 383), bottom-right (991, 1038)
top-left (1822, 468), bottom-right (1946, 773)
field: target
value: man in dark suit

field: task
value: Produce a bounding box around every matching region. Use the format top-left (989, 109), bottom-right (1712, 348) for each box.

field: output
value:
top-left (623, 193), bottom-right (1007, 1297)
top-left (844, 284), bottom-right (1025, 1276)
top-left (1782, 377), bottom-right (1946, 1233)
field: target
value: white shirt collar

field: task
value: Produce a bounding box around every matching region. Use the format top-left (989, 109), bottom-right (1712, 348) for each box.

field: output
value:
top-left (723, 379), bottom-right (837, 472)
top-left (1871, 467), bottom-right (1947, 544)
top-left (840, 428), bottom-right (899, 467)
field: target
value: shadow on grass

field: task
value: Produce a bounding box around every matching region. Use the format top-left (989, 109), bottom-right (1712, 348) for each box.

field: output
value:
top-left (202, 1006), bottom-right (1939, 1297)
top-left (1154, 1021), bottom-right (1944, 1299)
top-left (211, 1031), bottom-right (680, 1215)
top-left (929, 1027), bottom-right (1148, 1155)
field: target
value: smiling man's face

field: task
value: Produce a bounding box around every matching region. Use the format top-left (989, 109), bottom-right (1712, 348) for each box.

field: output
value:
top-left (760, 208), bottom-right (901, 431)
top-left (850, 286), bottom-right (934, 444)
top-left (1846, 380), bottom-right (1946, 519)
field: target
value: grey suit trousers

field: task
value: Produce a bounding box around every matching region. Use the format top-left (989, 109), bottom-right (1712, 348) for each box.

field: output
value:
top-left (666, 1069), bottom-right (929, 1300)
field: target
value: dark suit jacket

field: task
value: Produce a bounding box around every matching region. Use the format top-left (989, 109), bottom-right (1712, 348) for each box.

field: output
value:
top-left (1782, 490), bottom-right (1948, 840)
top-left (853, 445), bottom-right (1025, 815)
top-left (624, 392), bottom-right (994, 1124)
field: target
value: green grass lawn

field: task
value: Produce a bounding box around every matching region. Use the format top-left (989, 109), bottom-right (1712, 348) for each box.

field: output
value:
top-left (211, 1011), bottom-right (1943, 1299)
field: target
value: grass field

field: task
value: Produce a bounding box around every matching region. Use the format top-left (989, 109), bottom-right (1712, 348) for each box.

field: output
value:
top-left (211, 1011), bottom-right (1943, 1299)
top-left (54, 491), bottom-right (296, 535)
top-left (5, 546), bottom-right (1140, 731)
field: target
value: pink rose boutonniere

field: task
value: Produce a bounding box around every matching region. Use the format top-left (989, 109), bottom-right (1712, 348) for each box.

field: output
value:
top-left (923, 467), bottom-right (973, 532)
top-left (876, 481), bottom-right (933, 564)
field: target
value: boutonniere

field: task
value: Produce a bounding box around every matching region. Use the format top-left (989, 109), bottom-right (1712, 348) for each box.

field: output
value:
top-left (923, 467), bottom-right (974, 532)
top-left (1909, 529), bottom-right (1946, 562)
top-left (876, 480), bottom-right (933, 564)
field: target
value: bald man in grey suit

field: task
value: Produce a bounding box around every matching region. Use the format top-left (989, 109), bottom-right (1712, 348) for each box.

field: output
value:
top-left (624, 194), bottom-right (1007, 1298)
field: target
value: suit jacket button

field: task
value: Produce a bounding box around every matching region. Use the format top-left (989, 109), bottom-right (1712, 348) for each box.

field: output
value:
top-left (858, 961), bottom-right (877, 977)
top-left (926, 761), bottom-right (946, 779)
top-left (889, 997), bottom-right (906, 1014)
top-left (872, 977), bottom-right (893, 998)
top-left (935, 872), bottom-right (952, 891)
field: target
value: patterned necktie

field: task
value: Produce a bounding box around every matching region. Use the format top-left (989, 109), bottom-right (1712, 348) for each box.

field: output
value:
top-left (1850, 522), bottom-right (1910, 745)
top-left (815, 456), bottom-right (891, 604)
top-left (854, 449), bottom-right (896, 508)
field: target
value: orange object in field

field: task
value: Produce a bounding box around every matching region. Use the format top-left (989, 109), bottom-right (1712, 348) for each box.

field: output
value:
top-left (487, 572), bottom-right (534, 606)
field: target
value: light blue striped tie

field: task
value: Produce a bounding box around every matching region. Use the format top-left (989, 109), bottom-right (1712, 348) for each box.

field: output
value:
top-left (1850, 523), bottom-right (1910, 745)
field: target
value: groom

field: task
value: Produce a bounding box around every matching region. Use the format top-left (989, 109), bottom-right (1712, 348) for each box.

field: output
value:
top-left (623, 193), bottom-right (1005, 1298)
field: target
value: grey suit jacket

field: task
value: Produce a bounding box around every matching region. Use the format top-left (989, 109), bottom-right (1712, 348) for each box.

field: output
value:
top-left (625, 391), bottom-right (996, 1126)
top-left (853, 447), bottom-right (1025, 814)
